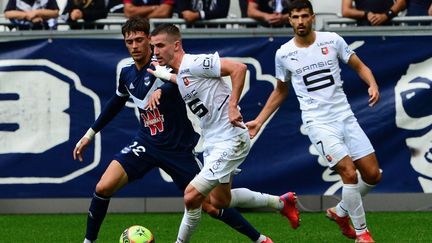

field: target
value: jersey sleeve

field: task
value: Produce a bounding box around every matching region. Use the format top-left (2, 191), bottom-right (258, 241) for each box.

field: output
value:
top-left (116, 68), bottom-right (130, 97)
top-left (275, 48), bottom-right (291, 82)
top-left (190, 52), bottom-right (221, 78)
top-left (335, 33), bottom-right (355, 64)
top-left (91, 94), bottom-right (128, 133)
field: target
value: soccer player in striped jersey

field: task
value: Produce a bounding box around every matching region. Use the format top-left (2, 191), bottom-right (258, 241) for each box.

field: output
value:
top-left (74, 16), bottom-right (274, 243)
top-left (246, 1), bottom-right (381, 242)
top-left (147, 23), bottom-right (300, 243)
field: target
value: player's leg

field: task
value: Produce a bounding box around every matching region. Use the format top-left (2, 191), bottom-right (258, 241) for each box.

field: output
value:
top-left (201, 198), bottom-right (266, 243)
top-left (228, 187), bottom-right (300, 229)
top-left (84, 160), bottom-right (128, 243)
top-left (346, 115), bottom-right (382, 197)
top-left (85, 139), bottom-right (155, 243)
top-left (176, 181), bottom-right (209, 243)
top-left (354, 153), bottom-right (382, 196)
top-left (306, 123), bottom-right (357, 239)
top-left (334, 156), bottom-right (369, 236)
top-left (159, 151), bottom-right (220, 243)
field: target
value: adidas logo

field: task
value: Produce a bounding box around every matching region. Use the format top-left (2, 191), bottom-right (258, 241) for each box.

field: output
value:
top-left (129, 83), bottom-right (135, 89)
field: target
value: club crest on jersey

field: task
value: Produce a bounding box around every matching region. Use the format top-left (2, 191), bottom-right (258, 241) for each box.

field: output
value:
top-left (141, 108), bottom-right (165, 135)
top-left (144, 76), bottom-right (151, 86)
top-left (321, 47), bottom-right (329, 55)
top-left (183, 77), bottom-right (190, 86)
top-left (326, 154), bottom-right (333, 162)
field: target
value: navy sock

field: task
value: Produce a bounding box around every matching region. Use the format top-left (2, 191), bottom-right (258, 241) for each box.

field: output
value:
top-left (85, 192), bottom-right (110, 241)
top-left (214, 208), bottom-right (260, 241)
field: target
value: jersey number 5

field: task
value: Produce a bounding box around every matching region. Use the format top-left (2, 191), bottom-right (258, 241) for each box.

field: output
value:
top-left (303, 69), bottom-right (335, 92)
top-left (187, 98), bottom-right (208, 118)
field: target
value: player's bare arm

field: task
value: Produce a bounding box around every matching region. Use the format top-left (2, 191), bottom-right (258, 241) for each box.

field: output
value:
top-left (246, 79), bottom-right (289, 138)
top-left (221, 58), bottom-right (247, 128)
top-left (348, 54), bottom-right (380, 107)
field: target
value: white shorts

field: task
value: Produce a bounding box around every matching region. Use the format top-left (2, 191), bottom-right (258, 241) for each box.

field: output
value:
top-left (305, 116), bottom-right (374, 168)
top-left (190, 131), bottom-right (250, 195)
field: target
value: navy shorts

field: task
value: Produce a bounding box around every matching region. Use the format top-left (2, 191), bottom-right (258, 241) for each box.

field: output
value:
top-left (113, 137), bottom-right (202, 191)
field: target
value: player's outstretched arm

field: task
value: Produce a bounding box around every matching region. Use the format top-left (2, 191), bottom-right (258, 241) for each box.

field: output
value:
top-left (73, 128), bottom-right (95, 162)
top-left (348, 54), bottom-right (380, 107)
top-left (245, 79), bottom-right (288, 139)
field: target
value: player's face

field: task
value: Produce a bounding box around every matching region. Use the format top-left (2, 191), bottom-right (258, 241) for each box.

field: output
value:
top-left (124, 31), bottom-right (151, 63)
top-left (150, 33), bottom-right (177, 66)
top-left (289, 8), bottom-right (314, 37)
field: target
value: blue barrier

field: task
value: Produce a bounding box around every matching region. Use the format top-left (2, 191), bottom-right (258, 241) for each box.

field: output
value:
top-left (0, 36), bottom-right (431, 198)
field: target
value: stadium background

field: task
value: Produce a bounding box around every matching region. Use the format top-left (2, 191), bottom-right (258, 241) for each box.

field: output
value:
top-left (0, 1), bottom-right (431, 214)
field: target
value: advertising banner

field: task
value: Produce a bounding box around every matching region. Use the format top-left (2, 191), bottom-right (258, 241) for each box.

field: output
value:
top-left (0, 36), bottom-right (431, 198)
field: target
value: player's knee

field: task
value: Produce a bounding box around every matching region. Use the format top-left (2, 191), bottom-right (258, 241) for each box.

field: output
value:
top-left (340, 169), bottom-right (358, 184)
top-left (364, 169), bottom-right (382, 185)
top-left (184, 191), bottom-right (203, 209)
top-left (95, 182), bottom-right (115, 197)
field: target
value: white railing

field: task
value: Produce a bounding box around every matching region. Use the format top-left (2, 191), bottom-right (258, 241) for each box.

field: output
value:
top-left (0, 15), bottom-right (430, 41)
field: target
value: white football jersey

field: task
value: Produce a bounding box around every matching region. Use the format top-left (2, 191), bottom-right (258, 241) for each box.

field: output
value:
top-left (275, 31), bottom-right (355, 124)
top-left (177, 52), bottom-right (246, 143)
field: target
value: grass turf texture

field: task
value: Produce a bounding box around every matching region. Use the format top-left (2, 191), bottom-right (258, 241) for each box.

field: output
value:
top-left (0, 211), bottom-right (431, 242)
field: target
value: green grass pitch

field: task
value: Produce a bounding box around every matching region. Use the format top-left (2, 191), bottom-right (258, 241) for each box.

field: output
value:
top-left (1, 211), bottom-right (431, 242)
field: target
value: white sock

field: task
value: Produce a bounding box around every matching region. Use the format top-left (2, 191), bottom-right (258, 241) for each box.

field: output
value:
top-left (83, 239), bottom-right (94, 243)
top-left (335, 201), bottom-right (349, 217)
top-left (342, 184), bottom-right (368, 234)
top-left (176, 207), bottom-right (202, 243)
top-left (254, 234), bottom-right (267, 243)
top-left (229, 188), bottom-right (282, 209)
top-left (357, 176), bottom-right (375, 197)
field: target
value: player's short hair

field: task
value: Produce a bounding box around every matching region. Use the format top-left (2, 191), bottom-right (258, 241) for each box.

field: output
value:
top-left (151, 23), bottom-right (181, 41)
top-left (288, 0), bottom-right (314, 15)
top-left (121, 16), bottom-right (150, 37)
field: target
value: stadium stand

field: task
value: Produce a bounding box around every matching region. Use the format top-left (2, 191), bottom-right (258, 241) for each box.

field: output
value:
top-left (0, 0), bottom-right (430, 33)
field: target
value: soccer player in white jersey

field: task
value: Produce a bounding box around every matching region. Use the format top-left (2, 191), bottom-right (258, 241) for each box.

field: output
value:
top-left (246, 0), bottom-right (381, 243)
top-left (146, 24), bottom-right (300, 243)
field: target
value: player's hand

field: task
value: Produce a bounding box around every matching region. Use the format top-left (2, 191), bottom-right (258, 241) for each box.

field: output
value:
top-left (245, 120), bottom-right (262, 139)
top-left (368, 85), bottom-right (380, 107)
top-left (73, 137), bottom-right (91, 162)
top-left (229, 106), bottom-right (246, 129)
top-left (147, 62), bottom-right (173, 81)
top-left (145, 88), bottom-right (162, 110)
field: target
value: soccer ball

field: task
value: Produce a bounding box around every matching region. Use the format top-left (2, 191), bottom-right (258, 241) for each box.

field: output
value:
top-left (119, 225), bottom-right (154, 243)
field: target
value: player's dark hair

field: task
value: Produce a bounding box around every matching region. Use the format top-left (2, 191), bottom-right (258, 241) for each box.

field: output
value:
top-left (151, 23), bottom-right (181, 41)
top-left (121, 16), bottom-right (150, 37)
top-left (288, 0), bottom-right (314, 15)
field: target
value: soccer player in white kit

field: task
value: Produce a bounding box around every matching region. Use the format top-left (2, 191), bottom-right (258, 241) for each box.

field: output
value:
top-left (246, 1), bottom-right (381, 243)
top-left (147, 24), bottom-right (300, 243)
